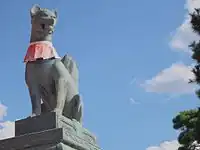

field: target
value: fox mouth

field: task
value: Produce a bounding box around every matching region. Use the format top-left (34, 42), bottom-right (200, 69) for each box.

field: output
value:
top-left (39, 24), bottom-right (54, 33)
top-left (48, 26), bottom-right (54, 33)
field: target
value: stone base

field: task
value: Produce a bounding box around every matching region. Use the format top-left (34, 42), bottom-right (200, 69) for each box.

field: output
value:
top-left (0, 112), bottom-right (101, 150)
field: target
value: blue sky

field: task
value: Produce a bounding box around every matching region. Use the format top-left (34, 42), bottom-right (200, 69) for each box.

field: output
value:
top-left (0, 0), bottom-right (199, 150)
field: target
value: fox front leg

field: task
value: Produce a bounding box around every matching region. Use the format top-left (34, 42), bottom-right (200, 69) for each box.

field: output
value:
top-left (25, 64), bottom-right (42, 117)
top-left (28, 86), bottom-right (42, 117)
top-left (53, 78), bottom-right (68, 115)
top-left (52, 60), bottom-right (68, 115)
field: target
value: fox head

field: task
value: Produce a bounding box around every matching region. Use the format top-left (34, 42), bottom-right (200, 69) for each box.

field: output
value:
top-left (30, 4), bottom-right (57, 43)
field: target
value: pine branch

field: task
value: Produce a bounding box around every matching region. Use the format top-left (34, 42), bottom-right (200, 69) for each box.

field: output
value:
top-left (190, 8), bottom-right (200, 35)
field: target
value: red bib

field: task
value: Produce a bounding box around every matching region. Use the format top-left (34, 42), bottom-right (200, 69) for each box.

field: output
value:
top-left (24, 41), bottom-right (60, 63)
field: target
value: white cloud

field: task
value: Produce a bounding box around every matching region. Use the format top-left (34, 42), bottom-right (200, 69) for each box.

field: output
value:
top-left (146, 140), bottom-right (179, 150)
top-left (142, 63), bottom-right (196, 94)
top-left (169, 0), bottom-right (200, 52)
top-left (0, 121), bottom-right (14, 140)
top-left (0, 103), bottom-right (14, 140)
top-left (0, 104), bottom-right (7, 121)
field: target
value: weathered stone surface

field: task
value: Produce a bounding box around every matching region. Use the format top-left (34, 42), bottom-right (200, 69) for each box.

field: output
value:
top-left (15, 112), bottom-right (96, 145)
top-left (0, 127), bottom-right (100, 150)
top-left (15, 112), bottom-right (57, 136)
top-left (10, 112), bottom-right (101, 150)
top-left (0, 128), bottom-right (63, 150)
top-left (25, 143), bottom-right (76, 150)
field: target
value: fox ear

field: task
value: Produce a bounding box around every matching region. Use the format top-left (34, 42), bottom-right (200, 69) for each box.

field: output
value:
top-left (52, 9), bottom-right (58, 18)
top-left (30, 4), bottom-right (40, 17)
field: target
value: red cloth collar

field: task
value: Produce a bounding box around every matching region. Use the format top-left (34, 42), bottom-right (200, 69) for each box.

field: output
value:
top-left (24, 41), bottom-right (60, 63)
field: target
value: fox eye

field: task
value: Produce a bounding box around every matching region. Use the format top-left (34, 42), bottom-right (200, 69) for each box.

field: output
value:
top-left (41, 24), bottom-right (45, 29)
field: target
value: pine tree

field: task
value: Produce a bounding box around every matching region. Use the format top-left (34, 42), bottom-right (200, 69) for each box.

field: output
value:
top-left (172, 8), bottom-right (200, 150)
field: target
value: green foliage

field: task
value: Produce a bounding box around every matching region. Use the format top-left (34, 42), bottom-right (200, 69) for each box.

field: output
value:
top-left (178, 147), bottom-right (190, 150)
top-left (190, 42), bottom-right (200, 63)
top-left (172, 109), bottom-right (198, 130)
top-left (190, 9), bottom-right (200, 36)
top-left (172, 110), bottom-right (198, 149)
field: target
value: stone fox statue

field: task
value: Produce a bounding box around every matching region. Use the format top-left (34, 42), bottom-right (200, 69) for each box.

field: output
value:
top-left (24, 4), bottom-right (83, 123)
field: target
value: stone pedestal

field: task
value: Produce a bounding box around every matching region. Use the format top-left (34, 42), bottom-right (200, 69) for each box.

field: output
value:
top-left (0, 112), bottom-right (101, 150)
